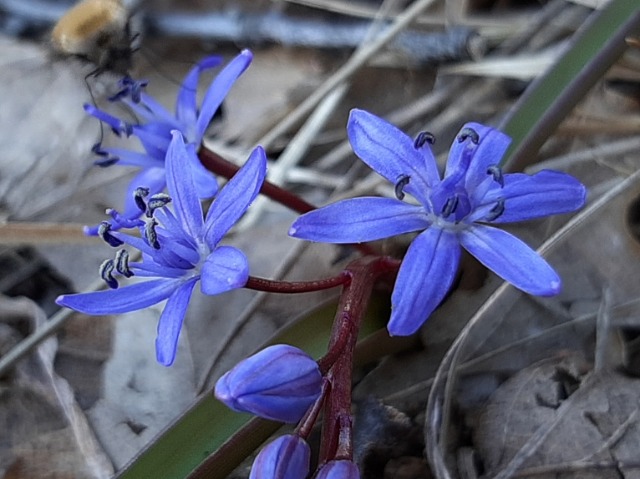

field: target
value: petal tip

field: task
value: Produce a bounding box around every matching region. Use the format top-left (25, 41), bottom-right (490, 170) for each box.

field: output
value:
top-left (541, 279), bottom-right (562, 297)
top-left (155, 342), bottom-right (176, 367)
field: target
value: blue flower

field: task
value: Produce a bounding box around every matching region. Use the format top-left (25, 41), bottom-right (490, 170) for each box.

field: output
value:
top-left (57, 131), bottom-right (267, 366)
top-left (85, 50), bottom-right (253, 233)
top-left (316, 460), bottom-right (360, 479)
top-left (215, 345), bottom-right (322, 423)
top-left (289, 109), bottom-right (586, 336)
top-left (250, 434), bottom-right (310, 479)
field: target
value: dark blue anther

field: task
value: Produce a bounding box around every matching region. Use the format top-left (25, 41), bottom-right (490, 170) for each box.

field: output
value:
top-left (129, 79), bottom-right (148, 104)
top-left (457, 127), bottom-right (480, 144)
top-left (487, 165), bottom-right (504, 187)
top-left (94, 157), bottom-right (120, 167)
top-left (108, 76), bottom-right (134, 102)
top-left (146, 193), bottom-right (172, 218)
top-left (485, 199), bottom-right (505, 222)
top-left (441, 196), bottom-right (459, 218)
top-left (92, 144), bottom-right (119, 167)
top-left (109, 76), bottom-right (148, 104)
top-left (99, 259), bottom-right (118, 289)
top-left (145, 219), bottom-right (160, 249)
top-left (394, 175), bottom-right (411, 201)
top-left (114, 249), bottom-right (133, 278)
top-left (134, 187), bottom-right (150, 213)
top-left (98, 221), bottom-right (124, 247)
top-left (92, 143), bottom-right (108, 156)
top-left (121, 123), bottom-right (134, 137)
top-left (414, 131), bottom-right (435, 149)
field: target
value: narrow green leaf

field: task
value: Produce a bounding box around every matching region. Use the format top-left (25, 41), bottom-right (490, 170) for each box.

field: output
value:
top-left (500, 0), bottom-right (640, 171)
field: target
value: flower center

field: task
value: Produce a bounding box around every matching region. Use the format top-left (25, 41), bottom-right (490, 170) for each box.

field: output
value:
top-left (434, 187), bottom-right (472, 223)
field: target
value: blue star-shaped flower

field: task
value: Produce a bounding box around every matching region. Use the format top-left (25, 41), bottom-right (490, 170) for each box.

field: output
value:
top-left (57, 131), bottom-right (266, 366)
top-left (85, 50), bottom-right (253, 233)
top-left (289, 109), bottom-right (586, 336)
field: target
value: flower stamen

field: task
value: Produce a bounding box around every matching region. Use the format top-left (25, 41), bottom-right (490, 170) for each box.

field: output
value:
top-left (394, 175), bottom-right (411, 200)
top-left (146, 193), bottom-right (172, 217)
top-left (92, 143), bottom-right (120, 167)
top-left (441, 196), bottom-right (459, 218)
top-left (109, 76), bottom-right (148, 103)
top-left (114, 249), bottom-right (133, 277)
top-left (457, 127), bottom-right (480, 144)
top-left (485, 198), bottom-right (505, 221)
top-left (99, 259), bottom-right (118, 289)
top-left (98, 221), bottom-right (124, 247)
top-left (145, 219), bottom-right (160, 249)
top-left (134, 187), bottom-right (150, 213)
top-left (487, 165), bottom-right (504, 187)
top-left (414, 131), bottom-right (435, 149)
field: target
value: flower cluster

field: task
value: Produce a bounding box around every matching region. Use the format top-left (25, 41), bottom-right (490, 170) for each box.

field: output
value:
top-left (57, 132), bottom-right (266, 366)
top-left (53, 43), bottom-right (587, 478)
top-left (85, 50), bottom-right (253, 233)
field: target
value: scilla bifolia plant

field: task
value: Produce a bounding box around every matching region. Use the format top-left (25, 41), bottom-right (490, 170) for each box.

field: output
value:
top-left (56, 49), bottom-right (586, 478)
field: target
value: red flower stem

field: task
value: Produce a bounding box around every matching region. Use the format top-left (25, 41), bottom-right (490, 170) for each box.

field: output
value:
top-left (198, 146), bottom-right (316, 214)
top-left (198, 146), bottom-right (377, 256)
top-left (296, 378), bottom-right (330, 440)
top-left (244, 273), bottom-right (350, 294)
top-left (319, 256), bottom-right (398, 462)
top-left (316, 316), bottom-right (351, 374)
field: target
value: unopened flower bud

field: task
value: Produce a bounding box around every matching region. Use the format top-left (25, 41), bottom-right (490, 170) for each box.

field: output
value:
top-left (315, 460), bottom-right (360, 479)
top-left (250, 434), bottom-right (310, 479)
top-left (215, 344), bottom-right (322, 423)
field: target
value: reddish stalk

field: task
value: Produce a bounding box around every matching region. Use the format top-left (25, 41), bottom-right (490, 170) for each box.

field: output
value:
top-left (244, 273), bottom-right (350, 294)
top-left (198, 145), bottom-right (377, 256)
top-left (318, 256), bottom-right (398, 462)
top-left (199, 146), bottom-right (316, 214)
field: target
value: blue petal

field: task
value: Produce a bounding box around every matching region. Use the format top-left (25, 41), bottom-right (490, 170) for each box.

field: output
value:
top-left (347, 109), bottom-right (439, 204)
top-left (289, 197), bottom-right (429, 243)
top-left (249, 435), bottom-right (310, 479)
top-left (155, 278), bottom-right (198, 366)
top-left (56, 278), bottom-right (182, 315)
top-left (130, 93), bottom-right (178, 128)
top-left (204, 146), bottom-right (266, 248)
top-left (200, 246), bottom-right (249, 295)
top-left (105, 148), bottom-right (162, 168)
top-left (388, 228), bottom-right (461, 335)
top-left (132, 123), bottom-right (173, 159)
top-left (176, 56), bottom-right (222, 129)
top-left (186, 143), bottom-right (218, 199)
top-left (316, 460), bottom-right (360, 479)
top-left (166, 132), bottom-right (205, 239)
top-left (473, 170), bottom-right (586, 223)
top-left (445, 122), bottom-right (511, 190)
top-left (195, 50), bottom-right (253, 142)
top-left (465, 126), bottom-right (511, 190)
top-left (459, 224), bottom-right (561, 295)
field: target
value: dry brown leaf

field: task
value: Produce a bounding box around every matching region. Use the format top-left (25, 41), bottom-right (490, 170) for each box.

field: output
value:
top-left (0, 295), bottom-right (112, 478)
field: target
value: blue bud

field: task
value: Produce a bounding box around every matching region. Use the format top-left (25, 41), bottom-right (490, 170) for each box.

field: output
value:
top-left (250, 435), bottom-right (310, 479)
top-left (316, 460), bottom-right (360, 479)
top-left (215, 344), bottom-right (322, 423)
